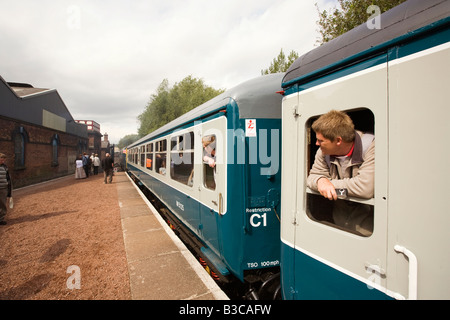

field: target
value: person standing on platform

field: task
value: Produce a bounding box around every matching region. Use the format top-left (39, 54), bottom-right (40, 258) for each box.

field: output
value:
top-left (93, 154), bottom-right (101, 175)
top-left (102, 153), bottom-right (114, 184)
top-left (82, 152), bottom-right (91, 178)
top-left (75, 154), bottom-right (86, 179)
top-left (0, 153), bottom-right (12, 226)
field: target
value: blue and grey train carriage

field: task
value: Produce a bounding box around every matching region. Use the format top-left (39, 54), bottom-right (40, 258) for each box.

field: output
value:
top-left (127, 73), bottom-right (283, 299)
top-left (280, 0), bottom-right (450, 299)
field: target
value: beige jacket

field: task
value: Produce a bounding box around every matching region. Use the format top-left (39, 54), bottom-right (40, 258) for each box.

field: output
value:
top-left (307, 131), bottom-right (375, 199)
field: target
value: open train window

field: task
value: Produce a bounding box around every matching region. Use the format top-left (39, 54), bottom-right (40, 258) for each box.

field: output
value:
top-left (306, 109), bottom-right (375, 237)
top-left (202, 134), bottom-right (216, 190)
top-left (170, 132), bottom-right (194, 187)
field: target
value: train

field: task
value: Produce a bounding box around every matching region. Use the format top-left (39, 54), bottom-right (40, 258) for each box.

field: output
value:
top-left (126, 73), bottom-right (283, 299)
top-left (126, 0), bottom-right (449, 300)
top-left (280, 0), bottom-right (450, 299)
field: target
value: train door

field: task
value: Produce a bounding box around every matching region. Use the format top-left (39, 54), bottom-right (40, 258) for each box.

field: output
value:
top-left (387, 41), bottom-right (450, 300)
top-left (198, 116), bottom-right (227, 253)
top-left (280, 89), bottom-right (300, 297)
top-left (287, 56), bottom-right (390, 299)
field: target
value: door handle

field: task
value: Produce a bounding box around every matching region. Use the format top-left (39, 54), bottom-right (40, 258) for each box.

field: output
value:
top-left (394, 245), bottom-right (418, 300)
top-left (219, 193), bottom-right (223, 215)
top-left (364, 262), bottom-right (386, 276)
top-left (212, 194), bottom-right (223, 215)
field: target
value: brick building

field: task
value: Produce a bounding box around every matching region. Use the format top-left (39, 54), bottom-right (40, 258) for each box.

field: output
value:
top-left (0, 75), bottom-right (89, 188)
top-left (76, 120), bottom-right (103, 156)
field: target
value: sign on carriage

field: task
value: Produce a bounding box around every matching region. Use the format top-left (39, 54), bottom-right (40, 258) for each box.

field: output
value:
top-left (245, 119), bottom-right (257, 137)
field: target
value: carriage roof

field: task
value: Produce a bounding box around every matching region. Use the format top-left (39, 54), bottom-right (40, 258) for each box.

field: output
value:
top-left (282, 0), bottom-right (450, 88)
top-left (129, 73), bottom-right (283, 148)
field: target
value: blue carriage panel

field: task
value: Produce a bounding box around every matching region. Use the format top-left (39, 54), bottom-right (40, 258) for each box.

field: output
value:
top-left (126, 73), bottom-right (284, 296)
top-left (241, 119), bottom-right (281, 271)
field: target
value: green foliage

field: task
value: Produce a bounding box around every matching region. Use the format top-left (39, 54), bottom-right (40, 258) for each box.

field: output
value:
top-left (137, 76), bottom-right (225, 137)
top-left (316, 0), bottom-right (407, 44)
top-left (117, 134), bottom-right (140, 149)
top-left (261, 49), bottom-right (299, 75)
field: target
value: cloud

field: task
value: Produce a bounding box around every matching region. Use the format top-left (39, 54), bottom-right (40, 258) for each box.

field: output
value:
top-left (0, 0), bottom-right (333, 143)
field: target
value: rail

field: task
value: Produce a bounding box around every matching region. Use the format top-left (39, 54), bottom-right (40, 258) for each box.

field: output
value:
top-left (306, 187), bottom-right (375, 205)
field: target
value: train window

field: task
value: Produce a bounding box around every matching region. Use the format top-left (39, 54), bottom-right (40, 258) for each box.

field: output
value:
top-left (134, 148), bottom-right (138, 164)
top-left (305, 109), bottom-right (375, 237)
top-left (146, 143), bottom-right (153, 170)
top-left (140, 146), bottom-right (145, 167)
top-left (155, 139), bottom-right (167, 175)
top-left (146, 153), bottom-right (153, 170)
top-left (202, 134), bottom-right (216, 190)
top-left (170, 132), bottom-right (195, 187)
top-left (306, 193), bottom-right (374, 236)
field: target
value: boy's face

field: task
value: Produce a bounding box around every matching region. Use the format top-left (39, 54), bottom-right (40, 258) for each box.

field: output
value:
top-left (315, 132), bottom-right (342, 156)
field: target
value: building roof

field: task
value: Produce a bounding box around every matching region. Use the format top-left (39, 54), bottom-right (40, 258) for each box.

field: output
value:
top-left (8, 82), bottom-right (52, 97)
top-left (0, 75), bottom-right (88, 138)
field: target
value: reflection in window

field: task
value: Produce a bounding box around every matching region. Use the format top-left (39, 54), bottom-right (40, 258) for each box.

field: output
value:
top-left (146, 143), bottom-right (153, 170)
top-left (171, 152), bottom-right (194, 186)
top-left (155, 139), bottom-right (167, 175)
top-left (306, 193), bottom-right (373, 237)
top-left (146, 154), bottom-right (153, 170)
top-left (171, 132), bottom-right (194, 187)
top-left (140, 153), bottom-right (145, 167)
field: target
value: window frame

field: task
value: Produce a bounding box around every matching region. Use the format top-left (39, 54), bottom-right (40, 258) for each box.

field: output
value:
top-left (170, 132), bottom-right (195, 187)
top-left (305, 109), bottom-right (375, 237)
top-left (202, 134), bottom-right (217, 191)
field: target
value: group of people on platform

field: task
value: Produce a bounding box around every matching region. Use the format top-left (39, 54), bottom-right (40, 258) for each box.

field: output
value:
top-left (75, 152), bottom-right (114, 184)
top-left (0, 151), bottom-right (116, 226)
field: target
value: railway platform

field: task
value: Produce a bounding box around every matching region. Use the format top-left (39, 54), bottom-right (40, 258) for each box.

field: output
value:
top-left (117, 171), bottom-right (228, 300)
top-left (0, 171), bottom-right (227, 300)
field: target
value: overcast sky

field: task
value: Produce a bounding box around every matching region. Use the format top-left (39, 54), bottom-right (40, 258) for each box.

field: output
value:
top-left (1, 0), bottom-right (335, 144)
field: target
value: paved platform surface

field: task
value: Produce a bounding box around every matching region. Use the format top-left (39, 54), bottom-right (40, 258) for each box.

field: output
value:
top-left (116, 172), bottom-right (228, 300)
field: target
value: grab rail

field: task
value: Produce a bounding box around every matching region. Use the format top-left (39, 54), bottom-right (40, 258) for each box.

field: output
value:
top-left (306, 187), bottom-right (375, 205)
top-left (394, 245), bottom-right (418, 300)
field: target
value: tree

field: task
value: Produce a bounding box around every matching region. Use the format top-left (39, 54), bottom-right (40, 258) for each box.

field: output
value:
top-left (118, 134), bottom-right (140, 149)
top-left (261, 49), bottom-right (299, 75)
top-left (138, 79), bottom-right (171, 137)
top-left (316, 0), bottom-right (407, 44)
top-left (137, 76), bottom-right (224, 137)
